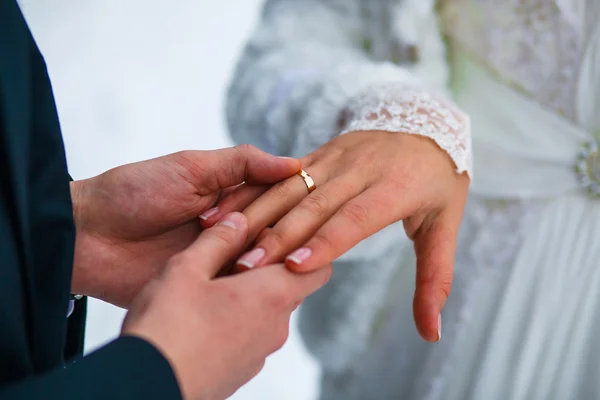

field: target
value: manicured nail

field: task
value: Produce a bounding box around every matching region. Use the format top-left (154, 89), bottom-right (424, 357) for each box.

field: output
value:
top-left (286, 248), bottom-right (312, 265)
top-left (199, 207), bottom-right (219, 221)
top-left (237, 248), bottom-right (266, 269)
top-left (218, 213), bottom-right (245, 230)
top-left (436, 314), bottom-right (442, 342)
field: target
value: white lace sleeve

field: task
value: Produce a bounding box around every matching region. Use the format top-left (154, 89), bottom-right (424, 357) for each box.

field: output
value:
top-left (340, 83), bottom-right (473, 177)
top-left (226, 0), bottom-right (465, 163)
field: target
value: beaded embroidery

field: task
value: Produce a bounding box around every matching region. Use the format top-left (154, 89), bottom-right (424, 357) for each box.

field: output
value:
top-left (438, 0), bottom-right (584, 121)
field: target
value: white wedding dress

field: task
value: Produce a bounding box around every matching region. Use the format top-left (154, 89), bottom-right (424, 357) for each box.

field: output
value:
top-left (227, 1), bottom-right (600, 399)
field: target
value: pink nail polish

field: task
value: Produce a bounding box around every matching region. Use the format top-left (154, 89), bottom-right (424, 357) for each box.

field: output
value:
top-left (237, 248), bottom-right (266, 269)
top-left (286, 248), bottom-right (312, 265)
top-left (199, 207), bottom-right (219, 221)
top-left (437, 314), bottom-right (442, 342)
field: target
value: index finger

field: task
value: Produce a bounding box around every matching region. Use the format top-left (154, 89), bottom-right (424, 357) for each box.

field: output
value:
top-left (241, 263), bottom-right (333, 304)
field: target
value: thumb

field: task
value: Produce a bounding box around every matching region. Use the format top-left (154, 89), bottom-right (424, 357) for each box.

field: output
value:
top-left (179, 145), bottom-right (301, 192)
top-left (180, 212), bottom-right (249, 279)
top-left (234, 145), bottom-right (302, 185)
top-left (412, 212), bottom-right (459, 343)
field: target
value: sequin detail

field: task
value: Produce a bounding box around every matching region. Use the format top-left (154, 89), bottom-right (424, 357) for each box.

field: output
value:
top-left (575, 140), bottom-right (600, 198)
top-left (439, 0), bottom-right (584, 121)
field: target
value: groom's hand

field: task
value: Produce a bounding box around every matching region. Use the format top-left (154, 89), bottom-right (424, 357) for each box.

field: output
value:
top-left (122, 212), bottom-right (332, 400)
top-left (70, 145), bottom-right (300, 307)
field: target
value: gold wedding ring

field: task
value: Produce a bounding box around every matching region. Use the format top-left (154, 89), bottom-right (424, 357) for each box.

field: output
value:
top-left (297, 169), bottom-right (316, 194)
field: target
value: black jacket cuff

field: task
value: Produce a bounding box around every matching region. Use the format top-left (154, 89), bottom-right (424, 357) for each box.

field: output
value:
top-left (1, 336), bottom-right (182, 399)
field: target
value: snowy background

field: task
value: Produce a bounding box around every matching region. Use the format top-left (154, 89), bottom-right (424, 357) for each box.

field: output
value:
top-left (19, 1), bottom-right (320, 399)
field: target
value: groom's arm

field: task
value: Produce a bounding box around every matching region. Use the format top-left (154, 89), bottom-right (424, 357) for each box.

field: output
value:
top-left (64, 175), bottom-right (88, 362)
top-left (0, 337), bottom-right (182, 399)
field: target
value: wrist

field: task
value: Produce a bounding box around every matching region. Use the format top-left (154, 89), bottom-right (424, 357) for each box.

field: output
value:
top-left (70, 178), bottom-right (93, 295)
top-left (70, 179), bottom-right (90, 227)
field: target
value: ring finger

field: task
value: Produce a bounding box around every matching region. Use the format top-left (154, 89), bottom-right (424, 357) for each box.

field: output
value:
top-left (236, 172), bottom-right (367, 269)
top-left (239, 165), bottom-right (328, 248)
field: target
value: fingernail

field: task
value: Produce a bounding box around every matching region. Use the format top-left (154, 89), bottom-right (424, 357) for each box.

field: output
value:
top-left (436, 314), bottom-right (442, 342)
top-left (286, 248), bottom-right (312, 265)
top-left (199, 207), bottom-right (219, 221)
top-left (277, 156), bottom-right (295, 160)
top-left (237, 248), bottom-right (266, 269)
top-left (218, 213), bottom-right (245, 230)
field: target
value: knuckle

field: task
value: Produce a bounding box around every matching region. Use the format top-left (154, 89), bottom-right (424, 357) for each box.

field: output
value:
top-left (389, 174), bottom-right (410, 193)
top-left (271, 177), bottom-right (295, 201)
top-left (351, 153), bottom-right (372, 171)
top-left (321, 265), bottom-right (334, 285)
top-left (209, 226), bottom-right (238, 246)
top-left (165, 255), bottom-right (202, 286)
top-left (438, 275), bottom-right (453, 301)
top-left (234, 143), bottom-right (256, 155)
top-left (167, 253), bottom-right (190, 269)
top-left (403, 213), bottom-right (427, 241)
top-left (173, 151), bottom-right (211, 178)
top-left (265, 280), bottom-right (293, 308)
top-left (173, 149), bottom-right (192, 161)
top-left (387, 163), bottom-right (413, 189)
top-left (336, 178), bottom-right (362, 195)
top-left (416, 272), bottom-right (453, 302)
top-left (258, 230), bottom-right (291, 257)
top-left (263, 229), bottom-right (287, 249)
top-left (174, 149), bottom-right (202, 163)
top-left (311, 232), bottom-right (335, 253)
top-left (256, 227), bottom-right (271, 243)
top-left (252, 360), bottom-right (266, 377)
top-left (171, 150), bottom-right (199, 173)
top-left (339, 202), bottom-right (370, 227)
top-left (267, 288), bottom-right (289, 309)
top-left (272, 323), bottom-right (290, 351)
top-left (222, 284), bottom-right (244, 306)
top-left (298, 192), bottom-right (330, 217)
top-left (230, 144), bottom-right (258, 181)
top-left (323, 141), bottom-right (346, 162)
top-left (415, 271), bottom-right (435, 289)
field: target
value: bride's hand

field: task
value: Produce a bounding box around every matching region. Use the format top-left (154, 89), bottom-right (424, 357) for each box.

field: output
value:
top-left (201, 131), bottom-right (469, 342)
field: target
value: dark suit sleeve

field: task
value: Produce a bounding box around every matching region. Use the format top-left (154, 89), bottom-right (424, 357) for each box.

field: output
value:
top-left (0, 337), bottom-right (182, 399)
top-left (64, 297), bottom-right (88, 361)
top-left (63, 174), bottom-right (88, 362)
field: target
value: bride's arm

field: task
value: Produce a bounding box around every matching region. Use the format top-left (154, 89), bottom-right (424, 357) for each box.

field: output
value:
top-left (213, 1), bottom-right (476, 368)
top-left (226, 0), bottom-right (471, 252)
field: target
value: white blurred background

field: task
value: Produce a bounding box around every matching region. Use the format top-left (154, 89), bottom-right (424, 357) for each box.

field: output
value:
top-left (19, 1), bottom-right (320, 399)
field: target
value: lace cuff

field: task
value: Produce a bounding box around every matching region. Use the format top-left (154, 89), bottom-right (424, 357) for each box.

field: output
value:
top-left (340, 83), bottom-right (473, 178)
